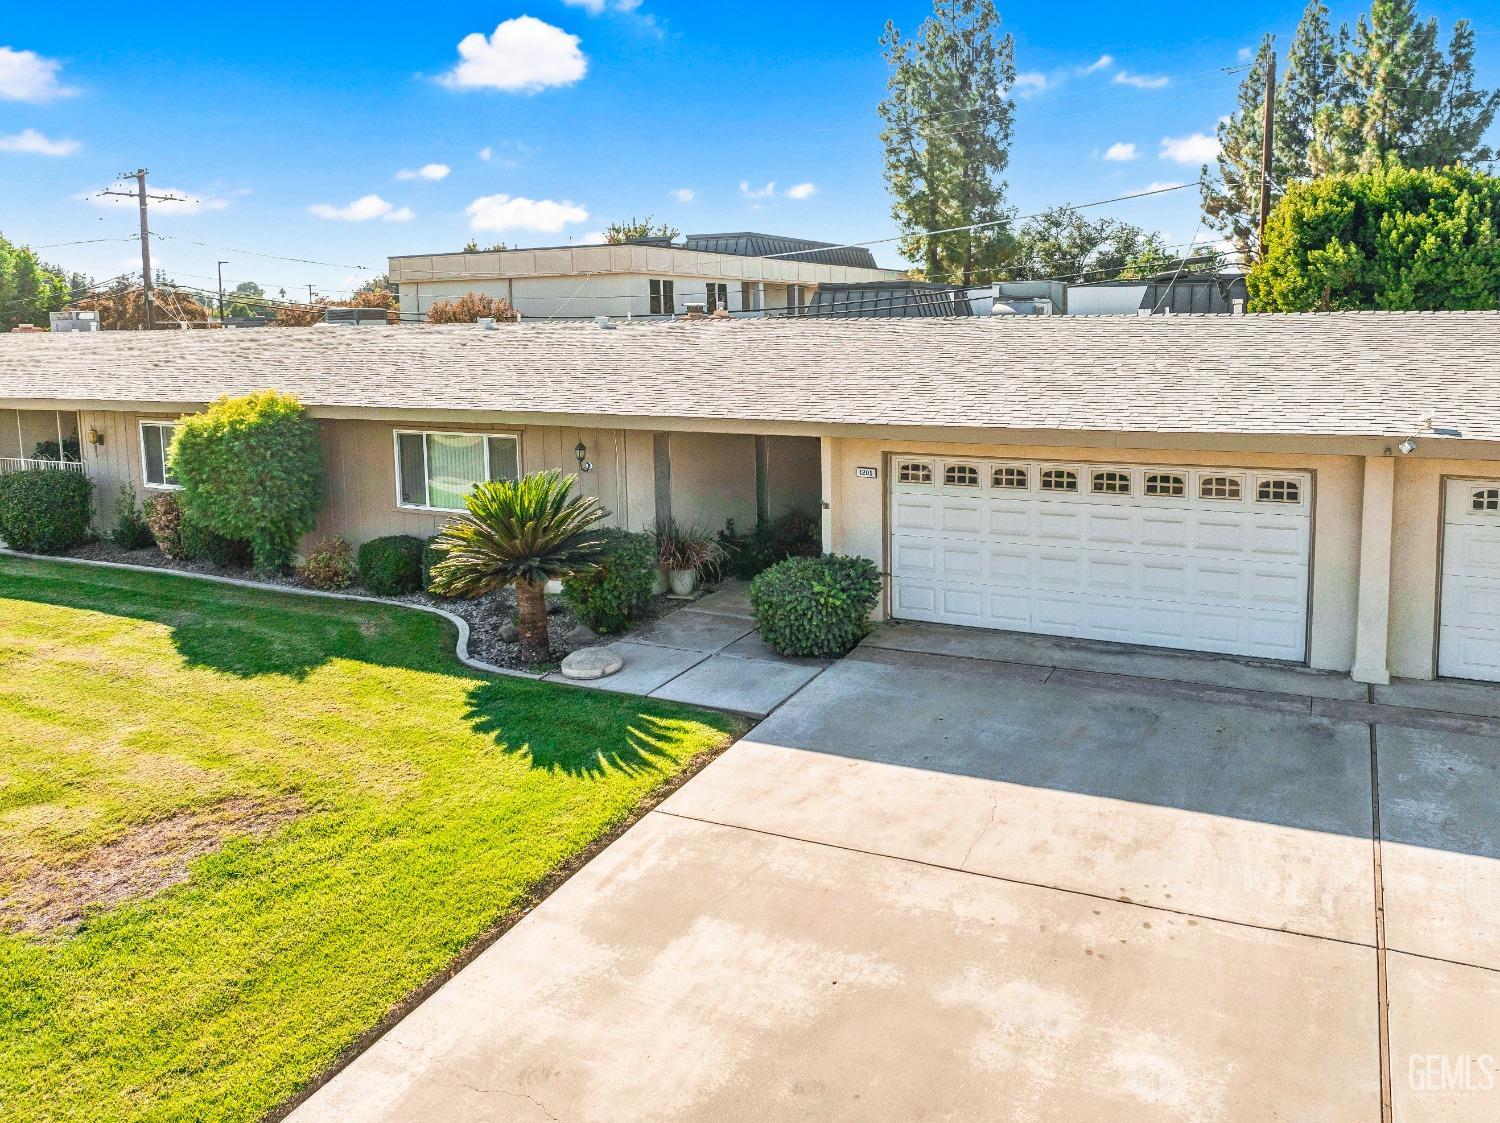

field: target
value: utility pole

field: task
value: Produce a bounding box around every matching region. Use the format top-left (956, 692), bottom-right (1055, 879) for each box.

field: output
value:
top-left (307, 284), bottom-right (316, 305)
top-left (99, 170), bottom-right (184, 330)
top-left (1257, 48), bottom-right (1277, 258)
top-left (216, 261), bottom-right (228, 323)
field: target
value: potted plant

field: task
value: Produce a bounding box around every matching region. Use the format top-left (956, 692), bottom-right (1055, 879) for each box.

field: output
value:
top-left (656, 522), bottom-right (727, 597)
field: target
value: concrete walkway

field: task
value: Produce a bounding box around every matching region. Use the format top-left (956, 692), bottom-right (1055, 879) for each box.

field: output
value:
top-left (290, 627), bottom-right (1500, 1123)
top-left (543, 583), bottom-right (829, 718)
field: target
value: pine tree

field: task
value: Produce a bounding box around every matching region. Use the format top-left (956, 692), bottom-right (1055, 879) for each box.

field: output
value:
top-left (879, 0), bottom-right (1016, 284)
top-left (1276, 1), bottom-right (1342, 177)
top-left (1201, 35), bottom-right (1276, 254)
top-left (1311, 1), bottom-right (1498, 173)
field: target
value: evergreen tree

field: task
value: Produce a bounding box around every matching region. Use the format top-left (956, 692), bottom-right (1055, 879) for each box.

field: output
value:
top-left (1201, 36), bottom-right (1277, 254)
top-left (1277, 1), bottom-right (1343, 176)
top-left (0, 233), bottom-right (71, 331)
top-left (879, 0), bottom-right (1016, 284)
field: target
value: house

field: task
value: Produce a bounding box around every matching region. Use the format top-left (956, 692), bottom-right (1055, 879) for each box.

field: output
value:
top-left (3, 312), bottom-right (1499, 687)
top-left (388, 232), bottom-right (906, 320)
top-left (1065, 269), bottom-right (1249, 316)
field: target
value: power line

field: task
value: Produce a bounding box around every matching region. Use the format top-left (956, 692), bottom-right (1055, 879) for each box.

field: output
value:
top-left (150, 233), bottom-right (373, 272)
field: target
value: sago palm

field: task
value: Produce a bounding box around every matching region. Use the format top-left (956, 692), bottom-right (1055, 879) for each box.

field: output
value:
top-left (428, 470), bottom-right (608, 663)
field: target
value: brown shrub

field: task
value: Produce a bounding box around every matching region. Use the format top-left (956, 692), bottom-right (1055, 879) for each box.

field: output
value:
top-left (143, 492), bottom-right (186, 558)
top-left (425, 292), bottom-right (520, 324)
top-left (298, 536), bottom-right (356, 590)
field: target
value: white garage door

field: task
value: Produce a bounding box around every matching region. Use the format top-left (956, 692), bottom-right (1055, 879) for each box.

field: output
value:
top-left (889, 457), bottom-right (1312, 661)
top-left (1439, 479), bottom-right (1500, 682)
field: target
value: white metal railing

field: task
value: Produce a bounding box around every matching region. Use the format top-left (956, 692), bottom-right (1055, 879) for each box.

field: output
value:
top-left (0, 457), bottom-right (86, 475)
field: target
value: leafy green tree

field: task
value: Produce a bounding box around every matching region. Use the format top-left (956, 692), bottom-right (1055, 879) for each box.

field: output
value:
top-left (1004, 206), bottom-right (1173, 282)
top-left (604, 217), bottom-right (680, 244)
top-left (428, 471), bottom-right (608, 664)
top-left (1248, 163), bottom-right (1500, 311)
top-left (461, 239), bottom-right (508, 252)
top-left (225, 281), bottom-right (268, 319)
top-left (168, 390), bottom-right (325, 572)
top-left (0, 233), bottom-right (71, 331)
top-left (879, 0), bottom-right (1016, 284)
top-left (1312, 1), bottom-right (1498, 174)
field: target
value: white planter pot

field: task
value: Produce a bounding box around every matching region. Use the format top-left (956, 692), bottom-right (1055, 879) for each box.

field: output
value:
top-left (651, 567), bottom-right (669, 595)
top-left (668, 567), bottom-right (699, 596)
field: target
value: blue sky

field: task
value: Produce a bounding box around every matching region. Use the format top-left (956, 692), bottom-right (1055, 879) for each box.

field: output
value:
top-left (3, 1), bottom-right (1497, 301)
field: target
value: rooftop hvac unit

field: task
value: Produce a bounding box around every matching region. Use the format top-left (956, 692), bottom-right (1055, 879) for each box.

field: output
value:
top-left (49, 310), bottom-right (101, 332)
top-left (323, 307), bottom-right (390, 326)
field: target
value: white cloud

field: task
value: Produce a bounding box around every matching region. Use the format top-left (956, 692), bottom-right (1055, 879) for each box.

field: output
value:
top-left (1014, 71), bottom-right (1048, 98)
top-left (1159, 131), bottom-right (1221, 164)
top-left (1082, 55), bottom-right (1114, 74)
top-left (1237, 46), bottom-right (1255, 62)
top-left (478, 146), bottom-right (493, 161)
top-left (671, 187), bottom-right (695, 203)
top-left (739, 180), bottom-right (775, 200)
top-left (0, 128), bottom-right (79, 156)
top-left (1141, 180), bottom-right (1186, 193)
top-left (578, 230), bottom-right (609, 244)
top-left (1102, 141), bottom-right (1138, 162)
top-left (0, 46), bottom-right (73, 102)
top-left (308, 194), bottom-right (413, 222)
top-left (395, 163), bottom-right (450, 181)
top-left (562, 0), bottom-right (639, 11)
top-left (439, 17), bottom-right (587, 94)
top-left (466, 193), bottom-right (588, 233)
top-left (88, 184), bottom-right (229, 214)
top-left (1114, 71), bottom-right (1170, 90)
top-left (784, 182), bottom-right (817, 200)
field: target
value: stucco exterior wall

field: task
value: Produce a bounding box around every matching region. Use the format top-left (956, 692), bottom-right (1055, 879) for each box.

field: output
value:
top-left (824, 436), bottom-right (1365, 674)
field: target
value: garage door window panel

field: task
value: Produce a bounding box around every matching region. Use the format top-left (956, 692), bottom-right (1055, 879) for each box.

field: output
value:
top-left (1256, 478), bottom-right (1302, 505)
top-left (1199, 475), bottom-right (1243, 501)
top-left (1145, 472), bottom-right (1187, 498)
top-left (944, 463), bottom-right (980, 487)
top-left (1040, 468), bottom-right (1080, 493)
top-left (897, 461), bottom-right (933, 485)
top-left (992, 465), bottom-right (1029, 490)
top-left (1092, 470), bottom-right (1132, 495)
top-left (1472, 487), bottom-right (1500, 513)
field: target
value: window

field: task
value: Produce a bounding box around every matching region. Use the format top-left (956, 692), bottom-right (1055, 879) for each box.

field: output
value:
top-left (1473, 488), bottom-right (1500, 513)
top-left (649, 279), bottom-right (675, 315)
top-left (944, 463), bottom-right (979, 487)
top-left (1200, 475), bottom-right (1242, 501)
top-left (1144, 472), bottom-right (1186, 497)
top-left (1040, 468), bottom-right (1079, 492)
top-left (140, 421), bottom-right (179, 488)
top-left (1256, 478), bottom-right (1301, 504)
top-left (1092, 470), bottom-right (1132, 495)
top-left (897, 461), bottom-right (932, 484)
top-left (705, 283), bottom-right (729, 312)
top-left (992, 465), bottom-right (1028, 490)
top-left (395, 431), bottom-right (521, 511)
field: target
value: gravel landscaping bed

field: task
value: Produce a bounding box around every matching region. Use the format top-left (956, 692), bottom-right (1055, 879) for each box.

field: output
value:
top-left (64, 540), bottom-right (694, 671)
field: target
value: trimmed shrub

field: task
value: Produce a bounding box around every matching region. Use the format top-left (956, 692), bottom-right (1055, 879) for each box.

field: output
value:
top-left (421, 538), bottom-right (448, 594)
top-left (143, 492), bottom-right (186, 558)
top-left (111, 483), bottom-right (155, 550)
top-left (180, 517), bottom-right (253, 568)
top-left (718, 509), bottom-right (821, 580)
top-left (561, 529), bottom-right (658, 634)
top-left (299, 536), bottom-right (357, 590)
top-left (425, 292), bottom-right (520, 324)
top-left (0, 468), bottom-right (93, 553)
top-left (749, 554), bottom-right (882, 658)
top-left (170, 389), bottom-right (325, 572)
top-left (357, 534), bottom-right (425, 596)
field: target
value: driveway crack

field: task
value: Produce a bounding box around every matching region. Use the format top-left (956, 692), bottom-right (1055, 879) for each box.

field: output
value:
top-left (959, 787), bottom-right (1004, 871)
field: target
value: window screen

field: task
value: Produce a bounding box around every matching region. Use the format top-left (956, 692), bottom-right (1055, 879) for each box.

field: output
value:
top-left (141, 423), bottom-right (177, 487)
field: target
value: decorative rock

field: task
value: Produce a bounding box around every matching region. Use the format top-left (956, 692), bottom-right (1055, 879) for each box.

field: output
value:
top-left (546, 600), bottom-right (566, 616)
top-left (497, 622), bottom-right (519, 643)
top-left (559, 646), bottom-right (623, 680)
top-left (564, 623), bottom-right (598, 646)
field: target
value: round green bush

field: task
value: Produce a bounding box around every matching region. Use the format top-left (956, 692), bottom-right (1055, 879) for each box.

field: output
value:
top-left (561, 529), bottom-right (658, 634)
top-left (169, 389), bottom-right (324, 572)
top-left (0, 469), bottom-right (94, 553)
top-left (749, 554), bottom-right (882, 657)
top-left (357, 534), bottom-right (425, 596)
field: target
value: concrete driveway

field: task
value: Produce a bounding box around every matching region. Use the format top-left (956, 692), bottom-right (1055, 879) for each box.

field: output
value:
top-left (290, 629), bottom-right (1500, 1123)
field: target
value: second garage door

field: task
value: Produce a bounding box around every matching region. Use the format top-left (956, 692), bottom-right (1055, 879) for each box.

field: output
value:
top-left (889, 457), bottom-right (1312, 661)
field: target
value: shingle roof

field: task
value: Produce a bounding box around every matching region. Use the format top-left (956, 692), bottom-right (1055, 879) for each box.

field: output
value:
top-left (2, 312), bottom-right (1497, 444)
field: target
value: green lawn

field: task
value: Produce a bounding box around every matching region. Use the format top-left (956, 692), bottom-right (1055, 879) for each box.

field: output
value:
top-left (0, 556), bottom-right (742, 1123)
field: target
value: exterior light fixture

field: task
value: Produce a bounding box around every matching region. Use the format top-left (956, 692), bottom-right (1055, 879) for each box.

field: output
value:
top-left (575, 441), bottom-right (592, 473)
top-left (1397, 417), bottom-right (1434, 456)
top-left (87, 426), bottom-right (104, 447)
top-left (1397, 438), bottom-right (1417, 455)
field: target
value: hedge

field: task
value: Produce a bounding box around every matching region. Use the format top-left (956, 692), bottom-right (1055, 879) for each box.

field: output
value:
top-left (749, 554), bottom-right (882, 657)
top-left (0, 469), bottom-right (93, 553)
top-left (357, 535), bottom-right (425, 596)
top-left (560, 529), bottom-right (658, 634)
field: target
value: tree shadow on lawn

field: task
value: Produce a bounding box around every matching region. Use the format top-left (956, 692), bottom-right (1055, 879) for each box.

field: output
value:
top-left (464, 681), bottom-right (699, 778)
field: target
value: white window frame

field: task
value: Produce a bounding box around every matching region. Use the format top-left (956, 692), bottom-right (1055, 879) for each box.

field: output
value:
top-left (139, 420), bottom-right (182, 490)
top-left (392, 429), bottom-right (523, 512)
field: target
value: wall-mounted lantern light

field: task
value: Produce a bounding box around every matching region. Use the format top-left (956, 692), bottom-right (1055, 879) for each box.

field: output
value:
top-left (575, 441), bottom-right (593, 473)
top-left (87, 426), bottom-right (104, 447)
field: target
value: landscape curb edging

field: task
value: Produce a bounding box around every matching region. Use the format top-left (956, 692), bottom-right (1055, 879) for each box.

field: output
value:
top-left (0, 548), bottom-right (547, 681)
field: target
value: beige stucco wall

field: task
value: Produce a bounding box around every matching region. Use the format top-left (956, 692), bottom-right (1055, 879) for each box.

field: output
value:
top-left (824, 436), bottom-right (1366, 674)
top-left (77, 410), bottom-right (659, 549)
